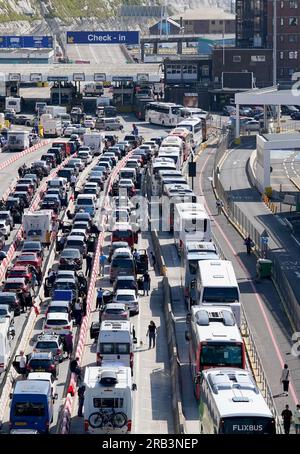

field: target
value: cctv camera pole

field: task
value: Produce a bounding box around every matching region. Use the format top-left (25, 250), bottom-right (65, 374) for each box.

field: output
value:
top-left (273, 0), bottom-right (277, 86)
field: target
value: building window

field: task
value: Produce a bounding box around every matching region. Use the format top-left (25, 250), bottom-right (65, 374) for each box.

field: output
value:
top-left (289, 51), bottom-right (298, 58)
top-left (289, 34), bottom-right (298, 42)
top-left (290, 1), bottom-right (298, 8)
top-left (289, 17), bottom-right (298, 25)
top-left (281, 18), bottom-right (284, 25)
top-left (233, 55), bottom-right (241, 62)
top-left (211, 20), bottom-right (215, 24)
top-left (251, 55), bottom-right (266, 62)
top-left (280, 35), bottom-right (284, 42)
top-left (280, 51), bottom-right (284, 59)
top-left (219, 20), bottom-right (223, 24)
top-left (202, 65), bottom-right (210, 76)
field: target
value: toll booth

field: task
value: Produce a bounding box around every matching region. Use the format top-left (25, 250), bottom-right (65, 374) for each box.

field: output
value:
top-left (50, 82), bottom-right (77, 106)
top-left (112, 77), bottom-right (135, 112)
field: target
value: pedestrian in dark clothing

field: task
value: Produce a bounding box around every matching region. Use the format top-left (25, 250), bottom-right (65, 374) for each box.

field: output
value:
top-left (66, 210), bottom-right (73, 220)
top-left (244, 235), bottom-right (253, 255)
top-left (64, 332), bottom-right (73, 359)
top-left (17, 290), bottom-right (26, 313)
top-left (78, 385), bottom-right (85, 417)
top-left (146, 321), bottom-right (157, 349)
top-left (96, 288), bottom-right (103, 310)
top-left (70, 357), bottom-right (81, 381)
top-left (82, 294), bottom-right (87, 317)
top-left (281, 364), bottom-right (290, 396)
top-left (36, 269), bottom-right (42, 287)
top-left (85, 253), bottom-right (93, 277)
top-left (282, 405), bottom-right (293, 434)
top-left (24, 292), bottom-right (32, 310)
top-left (150, 252), bottom-right (156, 270)
top-left (143, 271), bottom-right (151, 296)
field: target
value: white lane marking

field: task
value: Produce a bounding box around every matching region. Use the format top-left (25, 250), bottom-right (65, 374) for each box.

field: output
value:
top-left (292, 234), bottom-right (300, 247)
top-left (133, 279), bottom-right (142, 434)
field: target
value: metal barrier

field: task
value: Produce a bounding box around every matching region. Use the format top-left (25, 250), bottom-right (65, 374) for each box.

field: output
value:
top-left (214, 133), bottom-right (300, 331)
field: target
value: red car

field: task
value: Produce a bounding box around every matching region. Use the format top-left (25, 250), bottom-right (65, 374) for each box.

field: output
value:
top-left (15, 252), bottom-right (42, 272)
top-left (6, 265), bottom-right (33, 283)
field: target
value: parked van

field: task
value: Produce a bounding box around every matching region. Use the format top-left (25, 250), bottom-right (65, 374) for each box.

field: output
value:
top-left (91, 320), bottom-right (135, 371)
top-left (84, 366), bottom-right (133, 434)
top-left (109, 248), bottom-right (136, 283)
top-left (95, 117), bottom-right (123, 131)
top-left (75, 194), bottom-right (97, 216)
top-left (196, 259), bottom-right (241, 326)
top-left (0, 317), bottom-right (15, 374)
top-left (9, 379), bottom-right (54, 433)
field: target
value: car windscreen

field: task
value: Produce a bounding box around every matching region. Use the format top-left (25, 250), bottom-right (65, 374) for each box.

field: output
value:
top-left (14, 402), bottom-right (45, 417)
top-left (111, 259), bottom-right (134, 268)
top-left (29, 359), bottom-right (52, 368)
top-left (105, 309), bottom-right (125, 315)
top-left (46, 319), bottom-right (68, 326)
top-left (48, 306), bottom-right (68, 313)
top-left (3, 282), bottom-right (23, 289)
top-left (0, 308), bottom-right (9, 315)
top-left (36, 341), bottom-right (58, 349)
top-left (100, 343), bottom-right (130, 354)
top-left (76, 199), bottom-right (93, 205)
top-left (116, 295), bottom-right (135, 301)
top-left (0, 295), bottom-right (15, 303)
top-left (66, 240), bottom-right (84, 247)
top-left (202, 287), bottom-right (239, 303)
top-left (61, 250), bottom-right (79, 258)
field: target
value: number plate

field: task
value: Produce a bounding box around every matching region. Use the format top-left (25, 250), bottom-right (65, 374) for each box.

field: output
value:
top-left (15, 422), bottom-right (27, 426)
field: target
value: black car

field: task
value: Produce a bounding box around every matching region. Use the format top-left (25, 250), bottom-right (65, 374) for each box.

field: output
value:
top-left (13, 352), bottom-right (59, 379)
top-left (291, 111), bottom-right (300, 120)
top-left (104, 134), bottom-right (118, 147)
top-left (4, 112), bottom-right (16, 123)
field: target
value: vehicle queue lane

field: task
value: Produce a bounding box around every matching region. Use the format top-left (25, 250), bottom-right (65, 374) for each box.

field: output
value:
top-left (0, 152), bottom-right (102, 432)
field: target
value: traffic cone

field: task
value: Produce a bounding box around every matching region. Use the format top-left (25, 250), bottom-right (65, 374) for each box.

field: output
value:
top-left (68, 384), bottom-right (75, 396)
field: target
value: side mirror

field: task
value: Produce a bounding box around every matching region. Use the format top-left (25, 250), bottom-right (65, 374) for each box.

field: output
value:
top-left (186, 313), bottom-right (191, 325)
top-left (185, 330), bottom-right (191, 342)
top-left (9, 393), bottom-right (13, 399)
top-left (133, 337), bottom-right (138, 344)
top-left (132, 383), bottom-right (137, 391)
top-left (54, 393), bottom-right (58, 400)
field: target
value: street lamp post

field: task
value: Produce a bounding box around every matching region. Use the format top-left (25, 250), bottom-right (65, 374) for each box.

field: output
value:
top-left (273, 0), bottom-right (277, 86)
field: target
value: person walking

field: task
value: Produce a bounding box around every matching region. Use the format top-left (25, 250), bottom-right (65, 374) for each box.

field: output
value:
top-left (82, 294), bottom-right (87, 317)
top-left (282, 404), bottom-right (293, 434)
top-left (31, 268), bottom-right (37, 290)
top-left (85, 253), bottom-right (93, 278)
top-left (70, 357), bottom-right (82, 381)
top-left (244, 235), bottom-right (254, 255)
top-left (96, 288), bottom-right (103, 310)
top-left (150, 252), bottom-right (156, 270)
top-left (281, 364), bottom-right (290, 396)
top-left (146, 321), bottom-right (157, 349)
top-left (19, 350), bottom-right (27, 379)
top-left (99, 252), bottom-right (107, 277)
top-left (132, 124), bottom-right (139, 137)
top-left (143, 271), bottom-right (151, 296)
top-left (294, 404), bottom-right (300, 434)
top-left (77, 384), bottom-right (86, 417)
top-left (70, 173), bottom-right (77, 191)
top-left (64, 332), bottom-right (73, 359)
top-left (24, 291), bottom-right (32, 311)
top-left (17, 290), bottom-right (26, 313)
top-left (74, 299), bottom-right (82, 326)
top-left (216, 198), bottom-right (223, 215)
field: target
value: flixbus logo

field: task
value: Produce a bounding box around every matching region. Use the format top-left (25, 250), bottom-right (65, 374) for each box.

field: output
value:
top-left (232, 425), bottom-right (263, 432)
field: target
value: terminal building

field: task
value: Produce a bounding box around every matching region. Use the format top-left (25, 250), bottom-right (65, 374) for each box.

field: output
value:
top-left (0, 48), bottom-right (54, 64)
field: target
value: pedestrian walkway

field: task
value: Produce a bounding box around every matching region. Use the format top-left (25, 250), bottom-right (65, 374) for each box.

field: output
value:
top-left (199, 141), bottom-right (300, 433)
top-left (70, 231), bottom-right (174, 434)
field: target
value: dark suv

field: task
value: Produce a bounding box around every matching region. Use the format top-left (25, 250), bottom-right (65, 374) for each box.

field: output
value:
top-left (13, 352), bottom-right (59, 379)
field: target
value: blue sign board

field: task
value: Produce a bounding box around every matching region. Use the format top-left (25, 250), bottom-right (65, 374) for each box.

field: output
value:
top-left (0, 35), bottom-right (53, 48)
top-left (67, 31), bottom-right (140, 45)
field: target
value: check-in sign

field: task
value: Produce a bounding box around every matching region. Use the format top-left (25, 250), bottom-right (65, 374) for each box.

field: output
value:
top-left (73, 73), bottom-right (85, 81)
top-left (94, 73), bottom-right (106, 82)
top-left (8, 73), bottom-right (21, 81)
top-left (30, 73), bottom-right (42, 82)
top-left (67, 31), bottom-right (140, 45)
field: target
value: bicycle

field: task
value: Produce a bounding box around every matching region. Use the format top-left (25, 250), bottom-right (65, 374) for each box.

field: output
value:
top-left (88, 408), bottom-right (127, 430)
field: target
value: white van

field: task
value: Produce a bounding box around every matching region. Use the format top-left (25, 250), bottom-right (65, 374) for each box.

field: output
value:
top-left (196, 259), bottom-right (241, 326)
top-left (5, 97), bottom-right (21, 113)
top-left (75, 194), bottom-right (97, 216)
top-left (84, 366), bottom-right (133, 434)
top-left (158, 146), bottom-right (183, 170)
top-left (0, 317), bottom-right (14, 374)
top-left (95, 320), bottom-right (135, 371)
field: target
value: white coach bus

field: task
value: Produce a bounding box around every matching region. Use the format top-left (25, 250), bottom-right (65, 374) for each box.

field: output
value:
top-left (198, 368), bottom-right (276, 434)
top-left (145, 102), bottom-right (182, 127)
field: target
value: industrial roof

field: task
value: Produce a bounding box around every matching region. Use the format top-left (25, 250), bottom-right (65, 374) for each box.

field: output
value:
top-left (172, 7), bottom-right (235, 21)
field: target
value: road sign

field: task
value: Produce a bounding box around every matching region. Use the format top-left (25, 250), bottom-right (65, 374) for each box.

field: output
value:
top-left (73, 73), bottom-right (85, 82)
top-left (47, 76), bottom-right (68, 82)
top-left (66, 31), bottom-right (140, 45)
top-left (137, 73), bottom-right (149, 84)
top-left (30, 73), bottom-right (42, 82)
top-left (8, 73), bottom-right (21, 82)
top-left (112, 76), bottom-right (133, 82)
top-left (0, 35), bottom-right (53, 48)
top-left (94, 73), bottom-right (106, 82)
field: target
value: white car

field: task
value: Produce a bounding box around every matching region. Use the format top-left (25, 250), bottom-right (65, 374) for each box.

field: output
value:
top-left (113, 289), bottom-right (139, 315)
top-left (0, 220), bottom-right (11, 239)
top-left (43, 312), bottom-right (73, 336)
top-left (84, 118), bottom-right (95, 129)
top-left (27, 372), bottom-right (58, 402)
top-left (69, 158), bottom-right (85, 171)
top-left (244, 120), bottom-right (260, 131)
top-left (78, 150), bottom-right (93, 165)
top-left (64, 126), bottom-right (75, 137)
